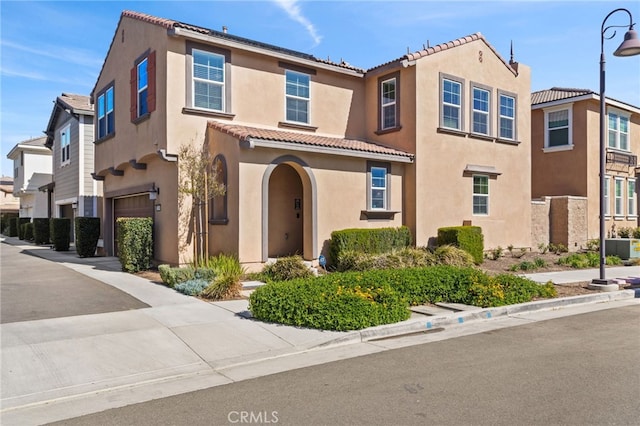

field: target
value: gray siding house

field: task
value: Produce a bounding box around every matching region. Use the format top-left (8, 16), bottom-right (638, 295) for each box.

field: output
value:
top-left (44, 93), bottom-right (102, 241)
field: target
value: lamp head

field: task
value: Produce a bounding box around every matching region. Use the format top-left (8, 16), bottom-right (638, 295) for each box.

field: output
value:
top-left (613, 27), bottom-right (640, 56)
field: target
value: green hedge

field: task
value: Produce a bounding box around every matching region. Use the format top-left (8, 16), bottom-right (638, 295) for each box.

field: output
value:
top-left (21, 222), bottom-right (34, 241)
top-left (117, 217), bottom-right (153, 272)
top-left (329, 226), bottom-right (412, 267)
top-left (249, 266), bottom-right (557, 331)
top-left (1, 213), bottom-right (18, 235)
top-left (249, 272), bottom-right (411, 331)
top-left (75, 217), bottom-right (100, 257)
top-left (50, 218), bottom-right (71, 251)
top-left (437, 226), bottom-right (484, 264)
top-left (33, 218), bottom-right (50, 245)
top-left (17, 217), bottom-right (31, 240)
top-left (158, 264), bottom-right (216, 288)
top-left (8, 217), bottom-right (19, 237)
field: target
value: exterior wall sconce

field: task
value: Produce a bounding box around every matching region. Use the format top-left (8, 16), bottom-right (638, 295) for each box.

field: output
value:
top-left (149, 186), bottom-right (159, 200)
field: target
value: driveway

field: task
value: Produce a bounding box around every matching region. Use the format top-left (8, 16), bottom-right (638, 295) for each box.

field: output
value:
top-left (0, 242), bottom-right (148, 324)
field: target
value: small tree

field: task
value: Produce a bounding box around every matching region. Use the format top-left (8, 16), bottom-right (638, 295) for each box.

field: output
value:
top-left (177, 142), bottom-right (226, 266)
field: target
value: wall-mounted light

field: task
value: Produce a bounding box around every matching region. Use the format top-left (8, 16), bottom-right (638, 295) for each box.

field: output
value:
top-left (149, 186), bottom-right (159, 200)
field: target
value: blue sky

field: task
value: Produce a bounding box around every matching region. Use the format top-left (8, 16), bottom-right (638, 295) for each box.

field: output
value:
top-left (2, 0), bottom-right (639, 176)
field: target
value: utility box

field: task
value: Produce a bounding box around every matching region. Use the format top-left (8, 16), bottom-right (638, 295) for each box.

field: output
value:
top-left (604, 238), bottom-right (640, 259)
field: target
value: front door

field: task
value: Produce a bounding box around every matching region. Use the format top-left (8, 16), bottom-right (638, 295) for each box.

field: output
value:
top-left (268, 163), bottom-right (303, 257)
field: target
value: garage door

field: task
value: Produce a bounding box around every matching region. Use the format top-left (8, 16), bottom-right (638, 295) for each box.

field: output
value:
top-left (113, 195), bottom-right (154, 255)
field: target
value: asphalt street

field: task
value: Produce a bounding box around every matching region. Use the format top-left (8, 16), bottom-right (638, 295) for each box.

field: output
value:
top-left (50, 304), bottom-right (640, 426)
top-left (0, 243), bottom-right (148, 323)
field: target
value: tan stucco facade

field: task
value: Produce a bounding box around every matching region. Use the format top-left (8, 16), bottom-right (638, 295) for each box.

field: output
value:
top-left (92, 12), bottom-right (533, 266)
top-left (532, 92), bottom-right (640, 248)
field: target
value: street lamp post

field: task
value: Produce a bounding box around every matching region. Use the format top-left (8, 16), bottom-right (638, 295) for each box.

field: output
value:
top-left (591, 8), bottom-right (640, 288)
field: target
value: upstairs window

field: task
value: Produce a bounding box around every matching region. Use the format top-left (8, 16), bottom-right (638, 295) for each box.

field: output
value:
top-left (60, 124), bottom-right (70, 164)
top-left (131, 51), bottom-right (155, 121)
top-left (499, 92), bottom-right (516, 140)
top-left (608, 111), bottom-right (630, 151)
top-left (544, 107), bottom-right (572, 148)
top-left (473, 175), bottom-right (489, 215)
top-left (97, 85), bottom-right (114, 139)
top-left (472, 86), bottom-right (490, 135)
top-left (441, 77), bottom-right (462, 130)
top-left (285, 70), bottom-right (310, 124)
top-left (193, 49), bottom-right (225, 111)
top-left (381, 77), bottom-right (397, 130)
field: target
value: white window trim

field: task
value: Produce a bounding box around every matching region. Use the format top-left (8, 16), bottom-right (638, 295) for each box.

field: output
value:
top-left (543, 104), bottom-right (573, 150)
top-left (614, 176), bottom-right (624, 218)
top-left (441, 77), bottom-right (463, 131)
top-left (628, 178), bottom-right (637, 218)
top-left (381, 77), bottom-right (397, 130)
top-left (192, 49), bottom-right (225, 112)
top-left (284, 70), bottom-right (310, 124)
top-left (137, 58), bottom-right (148, 117)
top-left (472, 174), bottom-right (489, 216)
top-left (471, 86), bottom-right (490, 136)
top-left (607, 107), bottom-right (631, 152)
top-left (369, 165), bottom-right (388, 210)
top-left (604, 175), bottom-right (611, 217)
top-left (498, 91), bottom-right (516, 141)
top-left (60, 123), bottom-right (71, 166)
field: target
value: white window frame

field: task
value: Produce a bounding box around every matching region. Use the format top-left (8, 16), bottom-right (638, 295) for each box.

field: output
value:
top-left (60, 124), bottom-right (71, 165)
top-left (97, 85), bottom-right (114, 139)
top-left (543, 105), bottom-right (573, 151)
top-left (604, 175), bottom-right (611, 217)
top-left (285, 70), bottom-right (310, 124)
top-left (614, 177), bottom-right (624, 217)
top-left (608, 109), bottom-right (630, 151)
top-left (472, 175), bottom-right (489, 215)
top-left (137, 57), bottom-right (148, 117)
top-left (471, 86), bottom-right (490, 136)
top-left (192, 49), bottom-right (225, 112)
top-left (381, 77), bottom-right (397, 130)
top-left (369, 165), bottom-right (388, 210)
top-left (628, 178), bottom-right (637, 217)
top-left (441, 77), bottom-right (462, 131)
top-left (498, 92), bottom-right (516, 140)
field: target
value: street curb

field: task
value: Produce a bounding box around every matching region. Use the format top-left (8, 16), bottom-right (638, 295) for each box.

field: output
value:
top-left (315, 290), bottom-right (637, 348)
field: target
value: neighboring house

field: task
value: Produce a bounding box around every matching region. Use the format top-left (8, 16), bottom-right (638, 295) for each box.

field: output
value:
top-left (43, 93), bottom-right (101, 241)
top-left (531, 88), bottom-right (640, 249)
top-left (91, 10), bottom-right (531, 267)
top-left (6, 136), bottom-right (52, 218)
top-left (0, 176), bottom-right (19, 214)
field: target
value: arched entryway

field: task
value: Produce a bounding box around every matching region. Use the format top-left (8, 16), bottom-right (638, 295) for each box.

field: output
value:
top-left (262, 156), bottom-right (318, 262)
top-left (268, 163), bottom-right (303, 257)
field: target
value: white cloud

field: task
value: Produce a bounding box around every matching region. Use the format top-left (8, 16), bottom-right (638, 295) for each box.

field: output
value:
top-left (272, 0), bottom-right (322, 46)
top-left (1, 40), bottom-right (103, 69)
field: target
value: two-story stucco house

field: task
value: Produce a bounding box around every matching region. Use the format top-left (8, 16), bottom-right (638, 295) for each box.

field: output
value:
top-left (6, 136), bottom-right (52, 219)
top-left (92, 10), bottom-right (531, 267)
top-left (531, 88), bottom-right (640, 250)
top-left (43, 93), bottom-right (102, 241)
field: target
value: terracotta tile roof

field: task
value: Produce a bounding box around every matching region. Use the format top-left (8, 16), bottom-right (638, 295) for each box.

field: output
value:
top-left (120, 10), bottom-right (364, 73)
top-left (531, 87), bottom-right (595, 105)
top-left (207, 121), bottom-right (414, 161)
top-left (368, 32), bottom-right (518, 76)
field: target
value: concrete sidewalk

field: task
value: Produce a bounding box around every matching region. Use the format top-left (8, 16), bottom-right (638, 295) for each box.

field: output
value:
top-left (1, 236), bottom-right (638, 425)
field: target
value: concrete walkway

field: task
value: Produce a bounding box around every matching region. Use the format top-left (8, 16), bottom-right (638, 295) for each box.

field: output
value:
top-left (1, 236), bottom-right (638, 425)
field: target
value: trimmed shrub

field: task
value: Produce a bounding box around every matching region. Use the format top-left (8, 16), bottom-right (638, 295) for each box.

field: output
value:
top-left (1, 213), bottom-right (18, 235)
top-left (249, 272), bottom-right (411, 331)
top-left (329, 226), bottom-right (412, 268)
top-left (336, 247), bottom-right (437, 272)
top-left (116, 217), bottom-right (153, 272)
top-left (262, 255), bottom-right (313, 282)
top-left (9, 217), bottom-right (19, 237)
top-left (437, 226), bottom-right (484, 264)
top-left (33, 218), bottom-right (50, 244)
top-left (17, 217), bottom-right (31, 240)
top-left (175, 279), bottom-right (209, 296)
top-left (50, 218), bottom-right (71, 251)
top-left (158, 264), bottom-right (216, 288)
top-left (21, 222), bottom-right (34, 241)
top-left (75, 217), bottom-right (101, 257)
